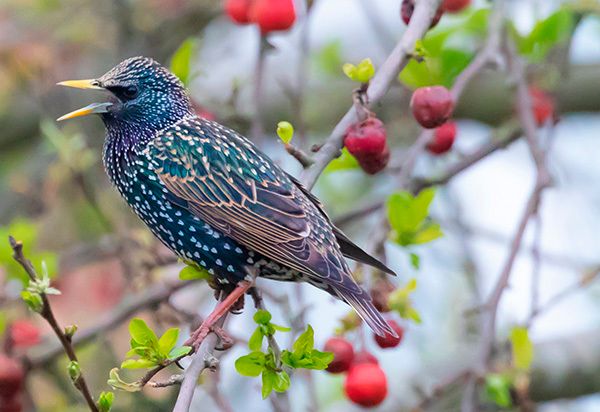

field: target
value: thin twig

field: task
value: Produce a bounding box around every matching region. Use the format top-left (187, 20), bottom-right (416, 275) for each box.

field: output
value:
top-left (285, 143), bottom-right (314, 168)
top-left (9, 236), bottom-right (99, 412)
top-left (27, 280), bottom-right (196, 369)
top-left (147, 374), bottom-right (185, 388)
top-left (300, 0), bottom-right (443, 189)
top-left (172, 320), bottom-right (223, 412)
top-left (463, 32), bottom-right (554, 412)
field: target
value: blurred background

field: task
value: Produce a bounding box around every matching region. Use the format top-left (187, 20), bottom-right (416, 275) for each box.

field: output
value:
top-left (1, 0), bottom-right (599, 411)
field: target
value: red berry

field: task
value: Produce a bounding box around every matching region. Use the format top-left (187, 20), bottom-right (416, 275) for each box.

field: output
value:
top-left (224, 0), bottom-right (253, 24)
top-left (324, 337), bottom-right (354, 373)
top-left (442, 0), bottom-right (471, 13)
top-left (401, 0), bottom-right (444, 28)
top-left (344, 118), bottom-right (387, 157)
top-left (374, 320), bottom-right (404, 348)
top-left (352, 351), bottom-right (379, 366)
top-left (0, 396), bottom-right (23, 412)
top-left (356, 145), bottom-right (390, 175)
top-left (10, 320), bottom-right (40, 349)
top-left (427, 121), bottom-right (456, 155)
top-left (0, 355), bottom-right (24, 399)
top-left (529, 87), bottom-right (555, 126)
top-left (344, 118), bottom-right (390, 175)
top-left (250, 0), bottom-right (296, 35)
top-left (344, 363), bottom-right (388, 407)
top-left (410, 86), bottom-right (454, 129)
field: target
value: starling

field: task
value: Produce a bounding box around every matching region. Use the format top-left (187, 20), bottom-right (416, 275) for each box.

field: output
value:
top-left (58, 57), bottom-right (397, 337)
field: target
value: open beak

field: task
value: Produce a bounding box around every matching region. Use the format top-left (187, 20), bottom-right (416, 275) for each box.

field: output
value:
top-left (57, 79), bottom-right (112, 121)
top-left (57, 102), bottom-right (113, 121)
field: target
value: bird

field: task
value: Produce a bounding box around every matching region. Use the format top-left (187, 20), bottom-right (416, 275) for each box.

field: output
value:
top-left (57, 56), bottom-right (397, 341)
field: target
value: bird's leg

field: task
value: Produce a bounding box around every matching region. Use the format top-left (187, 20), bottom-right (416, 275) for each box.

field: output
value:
top-left (184, 279), bottom-right (254, 351)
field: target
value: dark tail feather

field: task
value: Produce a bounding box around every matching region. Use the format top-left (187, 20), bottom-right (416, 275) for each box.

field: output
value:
top-left (333, 227), bottom-right (397, 276)
top-left (334, 286), bottom-right (397, 338)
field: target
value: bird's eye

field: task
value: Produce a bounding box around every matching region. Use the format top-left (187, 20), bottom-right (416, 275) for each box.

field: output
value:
top-left (122, 85), bottom-right (139, 99)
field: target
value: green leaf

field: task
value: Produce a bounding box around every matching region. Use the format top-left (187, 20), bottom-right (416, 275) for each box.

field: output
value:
top-left (235, 352), bottom-right (266, 377)
top-left (510, 326), bottom-right (534, 370)
top-left (324, 148), bottom-right (359, 173)
top-left (387, 189), bottom-right (442, 247)
top-left (21, 290), bottom-right (43, 313)
top-left (248, 328), bottom-right (264, 351)
top-left (272, 370), bottom-right (291, 393)
top-left (120, 359), bottom-right (157, 369)
top-left (158, 328), bottom-right (179, 355)
top-left (485, 374), bottom-right (513, 408)
top-left (253, 310), bottom-right (272, 325)
top-left (272, 324), bottom-right (291, 332)
top-left (409, 253), bottom-right (420, 270)
top-left (315, 41), bottom-right (343, 76)
top-left (179, 265), bottom-right (210, 281)
top-left (399, 8), bottom-right (490, 89)
top-left (292, 325), bottom-right (314, 354)
top-left (306, 350), bottom-right (334, 370)
top-left (97, 391), bottom-right (114, 412)
top-left (276, 121), bottom-right (294, 144)
top-left (412, 222), bottom-right (444, 244)
top-left (67, 360), bottom-right (81, 382)
top-left (0, 312), bottom-right (6, 337)
top-left (515, 9), bottom-right (574, 62)
top-left (343, 58), bottom-right (375, 83)
top-left (388, 279), bottom-right (422, 324)
top-left (170, 37), bottom-right (197, 87)
top-left (128, 318), bottom-right (159, 347)
top-left (168, 346), bottom-right (192, 360)
top-left (107, 368), bottom-right (142, 392)
top-left (261, 370), bottom-right (276, 399)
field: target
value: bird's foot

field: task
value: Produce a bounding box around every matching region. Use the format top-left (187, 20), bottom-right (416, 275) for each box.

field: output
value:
top-left (184, 279), bottom-right (254, 352)
top-left (212, 325), bottom-right (234, 351)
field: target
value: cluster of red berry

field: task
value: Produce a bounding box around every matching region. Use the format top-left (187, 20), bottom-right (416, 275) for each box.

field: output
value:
top-left (344, 118), bottom-right (390, 175)
top-left (411, 85), bottom-right (458, 155)
top-left (340, 0), bottom-right (474, 175)
top-left (323, 319), bottom-right (404, 407)
top-left (224, 0), bottom-right (296, 34)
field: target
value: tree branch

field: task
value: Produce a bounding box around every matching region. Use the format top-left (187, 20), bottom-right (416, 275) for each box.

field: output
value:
top-left (27, 279), bottom-right (196, 369)
top-left (9, 236), bottom-right (99, 412)
top-left (299, 0), bottom-right (443, 189)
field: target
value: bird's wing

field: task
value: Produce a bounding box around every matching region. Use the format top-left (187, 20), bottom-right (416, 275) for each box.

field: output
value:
top-left (148, 118), bottom-right (357, 290)
top-left (286, 174), bottom-right (397, 276)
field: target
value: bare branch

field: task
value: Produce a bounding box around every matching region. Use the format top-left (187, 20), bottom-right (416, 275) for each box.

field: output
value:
top-left (9, 236), bottom-right (99, 412)
top-left (172, 319), bottom-right (224, 412)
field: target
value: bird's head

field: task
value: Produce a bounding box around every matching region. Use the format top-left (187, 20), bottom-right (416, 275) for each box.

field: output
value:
top-left (58, 56), bottom-right (192, 138)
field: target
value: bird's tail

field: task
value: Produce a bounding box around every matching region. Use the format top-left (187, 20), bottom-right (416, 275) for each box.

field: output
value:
top-left (333, 286), bottom-right (398, 338)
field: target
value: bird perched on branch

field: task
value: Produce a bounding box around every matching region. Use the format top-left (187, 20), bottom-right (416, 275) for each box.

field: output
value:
top-left (57, 56), bottom-right (397, 343)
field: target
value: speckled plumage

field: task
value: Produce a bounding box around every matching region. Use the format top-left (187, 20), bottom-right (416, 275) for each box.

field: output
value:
top-left (87, 57), bottom-right (395, 336)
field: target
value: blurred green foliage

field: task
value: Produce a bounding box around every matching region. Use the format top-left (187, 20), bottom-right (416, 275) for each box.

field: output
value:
top-left (0, 218), bottom-right (57, 285)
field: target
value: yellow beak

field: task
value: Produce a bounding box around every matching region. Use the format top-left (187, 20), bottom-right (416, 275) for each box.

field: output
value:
top-left (57, 79), bottom-right (111, 121)
top-left (57, 79), bottom-right (104, 90)
top-left (57, 102), bottom-right (113, 121)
